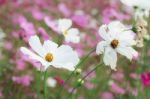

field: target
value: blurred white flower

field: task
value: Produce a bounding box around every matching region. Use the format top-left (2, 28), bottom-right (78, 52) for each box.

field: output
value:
top-left (120, 0), bottom-right (150, 18)
top-left (20, 35), bottom-right (79, 71)
top-left (58, 19), bottom-right (80, 43)
top-left (120, 0), bottom-right (150, 10)
top-left (135, 18), bottom-right (150, 47)
top-left (96, 21), bottom-right (138, 70)
top-left (47, 77), bottom-right (57, 88)
top-left (0, 29), bottom-right (5, 46)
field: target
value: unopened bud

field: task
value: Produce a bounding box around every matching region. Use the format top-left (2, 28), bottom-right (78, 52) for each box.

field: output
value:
top-left (77, 78), bottom-right (84, 87)
top-left (74, 68), bottom-right (82, 75)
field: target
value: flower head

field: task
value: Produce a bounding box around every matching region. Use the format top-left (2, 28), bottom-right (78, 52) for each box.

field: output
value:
top-left (20, 35), bottom-right (79, 71)
top-left (58, 19), bottom-right (80, 43)
top-left (96, 21), bottom-right (138, 70)
top-left (120, 0), bottom-right (150, 10)
top-left (135, 18), bottom-right (150, 47)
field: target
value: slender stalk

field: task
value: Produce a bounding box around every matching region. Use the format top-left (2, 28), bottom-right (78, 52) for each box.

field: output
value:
top-left (67, 62), bottom-right (103, 99)
top-left (44, 70), bottom-right (48, 99)
top-left (56, 48), bottom-right (96, 99)
top-left (36, 70), bottom-right (41, 99)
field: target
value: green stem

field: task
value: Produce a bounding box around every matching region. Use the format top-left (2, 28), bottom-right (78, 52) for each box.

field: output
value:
top-left (56, 48), bottom-right (95, 99)
top-left (44, 70), bottom-right (48, 99)
top-left (67, 62), bottom-right (103, 99)
top-left (36, 70), bottom-right (41, 99)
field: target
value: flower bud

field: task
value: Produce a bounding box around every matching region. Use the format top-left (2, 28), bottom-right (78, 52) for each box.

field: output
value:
top-left (76, 78), bottom-right (84, 87)
top-left (74, 68), bottom-right (82, 75)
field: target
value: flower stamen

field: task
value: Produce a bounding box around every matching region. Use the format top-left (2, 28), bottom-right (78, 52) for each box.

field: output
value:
top-left (45, 53), bottom-right (53, 62)
top-left (63, 30), bottom-right (68, 36)
top-left (111, 39), bottom-right (119, 49)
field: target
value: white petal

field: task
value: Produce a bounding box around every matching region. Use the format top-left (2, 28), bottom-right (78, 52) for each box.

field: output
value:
top-left (43, 40), bottom-right (58, 53)
top-left (120, 0), bottom-right (139, 7)
top-left (108, 21), bottom-right (125, 38)
top-left (117, 47), bottom-right (138, 60)
top-left (67, 28), bottom-right (80, 35)
top-left (103, 47), bottom-right (117, 70)
top-left (20, 47), bottom-right (50, 67)
top-left (52, 45), bottom-right (79, 71)
top-left (58, 19), bottom-right (72, 32)
top-left (96, 41), bottom-right (108, 55)
top-left (119, 39), bottom-right (136, 47)
top-left (98, 25), bottom-right (110, 40)
top-left (65, 35), bottom-right (80, 43)
top-left (28, 35), bottom-right (46, 57)
top-left (118, 30), bottom-right (135, 41)
top-left (65, 28), bottom-right (80, 43)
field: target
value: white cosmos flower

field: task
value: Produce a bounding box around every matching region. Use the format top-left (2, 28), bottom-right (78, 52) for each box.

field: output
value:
top-left (120, 0), bottom-right (150, 10)
top-left (120, 0), bottom-right (150, 18)
top-left (47, 77), bottom-right (57, 88)
top-left (96, 21), bottom-right (138, 70)
top-left (20, 35), bottom-right (79, 71)
top-left (58, 19), bottom-right (80, 43)
top-left (0, 29), bottom-right (6, 47)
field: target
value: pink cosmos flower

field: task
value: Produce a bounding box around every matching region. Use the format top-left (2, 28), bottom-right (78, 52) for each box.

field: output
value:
top-left (4, 41), bottom-right (13, 50)
top-left (12, 75), bottom-right (33, 87)
top-left (71, 13), bottom-right (89, 28)
top-left (37, 27), bottom-right (51, 40)
top-left (44, 16), bottom-right (59, 33)
top-left (100, 91), bottom-right (114, 99)
top-left (111, 82), bottom-right (125, 94)
top-left (141, 72), bottom-right (150, 86)
top-left (102, 8), bottom-right (130, 24)
top-left (58, 3), bottom-right (71, 17)
top-left (31, 9), bottom-right (45, 21)
top-left (15, 59), bottom-right (26, 71)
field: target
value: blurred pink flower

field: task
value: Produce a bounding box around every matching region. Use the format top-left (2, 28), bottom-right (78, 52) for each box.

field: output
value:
top-left (20, 21), bottom-right (36, 35)
top-left (44, 16), bottom-right (59, 33)
top-left (111, 82), bottom-right (125, 94)
top-left (100, 91), bottom-right (114, 99)
top-left (141, 72), bottom-right (150, 86)
top-left (12, 75), bottom-right (33, 87)
top-left (54, 76), bottom-right (64, 85)
top-left (130, 73), bottom-right (139, 79)
top-left (84, 81), bottom-right (95, 89)
top-left (102, 8), bottom-right (130, 24)
top-left (37, 27), bottom-right (51, 40)
top-left (4, 41), bottom-right (13, 50)
top-left (0, 0), bottom-right (6, 5)
top-left (112, 72), bottom-right (124, 82)
top-left (72, 14), bottom-right (89, 28)
top-left (15, 59), bottom-right (26, 71)
top-left (31, 9), bottom-right (45, 21)
top-left (0, 90), bottom-right (3, 99)
top-left (58, 3), bottom-right (71, 17)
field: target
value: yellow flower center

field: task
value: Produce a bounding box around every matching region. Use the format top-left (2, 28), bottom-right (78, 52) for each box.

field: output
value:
top-left (45, 53), bottom-right (53, 62)
top-left (63, 30), bottom-right (68, 36)
top-left (111, 39), bottom-right (119, 49)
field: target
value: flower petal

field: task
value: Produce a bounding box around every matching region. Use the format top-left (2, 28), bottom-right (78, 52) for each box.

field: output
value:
top-left (28, 35), bottom-right (46, 57)
top-left (98, 24), bottom-right (110, 40)
top-left (58, 19), bottom-right (72, 32)
top-left (108, 21), bottom-right (125, 38)
top-left (65, 28), bottom-right (80, 43)
top-left (96, 41), bottom-right (109, 55)
top-left (52, 45), bottom-right (79, 71)
top-left (43, 40), bottom-right (58, 53)
top-left (20, 47), bottom-right (50, 67)
top-left (103, 47), bottom-right (117, 70)
top-left (117, 47), bottom-right (138, 60)
top-left (67, 28), bottom-right (80, 35)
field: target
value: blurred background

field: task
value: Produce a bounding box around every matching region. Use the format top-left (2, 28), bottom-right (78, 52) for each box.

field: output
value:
top-left (0, 0), bottom-right (150, 99)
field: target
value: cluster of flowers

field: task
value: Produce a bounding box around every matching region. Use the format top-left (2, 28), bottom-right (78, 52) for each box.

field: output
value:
top-left (0, 0), bottom-right (149, 98)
